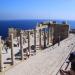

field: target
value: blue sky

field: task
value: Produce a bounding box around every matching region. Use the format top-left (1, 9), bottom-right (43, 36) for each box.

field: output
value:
top-left (0, 0), bottom-right (75, 20)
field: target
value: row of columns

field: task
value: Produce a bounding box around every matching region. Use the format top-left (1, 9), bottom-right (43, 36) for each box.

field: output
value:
top-left (10, 30), bottom-right (35, 65)
top-left (38, 26), bottom-right (51, 49)
top-left (0, 32), bottom-right (25, 72)
top-left (0, 22), bottom-right (69, 72)
top-left (11, 30), bottom-right (37, 61)
top-left (0, 26), bottom-right (51, 72)
top-left (0, 30), bottom-right (36, 72)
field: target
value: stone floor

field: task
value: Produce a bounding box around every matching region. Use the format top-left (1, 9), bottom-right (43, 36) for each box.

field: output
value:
top-left (1, 34), bottom-right (75, 75)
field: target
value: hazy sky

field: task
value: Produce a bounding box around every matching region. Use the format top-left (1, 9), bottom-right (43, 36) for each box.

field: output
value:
top-left (0, 0), bottom-right (75, 20)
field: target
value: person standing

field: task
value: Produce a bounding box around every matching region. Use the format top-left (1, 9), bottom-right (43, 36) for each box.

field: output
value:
top-left (60, 60), bottom-right (75, 75)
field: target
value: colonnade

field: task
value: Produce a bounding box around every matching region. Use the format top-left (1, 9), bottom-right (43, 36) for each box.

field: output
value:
top-left (0, 21), bottom-right (69, 72)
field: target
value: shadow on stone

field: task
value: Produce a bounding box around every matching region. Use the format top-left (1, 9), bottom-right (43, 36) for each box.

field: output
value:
top-left (4, 62), bottom-right (11, 64)
top-left (31, 45), bottom-right (35, 50)
top-left (15, 50), bottom-right (21, 56)
top-left (15, 57), bottom-right (21, 60)
top-left (7, 58), bottom-right (11, 60)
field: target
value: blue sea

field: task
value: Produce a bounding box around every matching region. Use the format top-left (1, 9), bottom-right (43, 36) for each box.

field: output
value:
top-left (0, 19), bottom-right (75, 39)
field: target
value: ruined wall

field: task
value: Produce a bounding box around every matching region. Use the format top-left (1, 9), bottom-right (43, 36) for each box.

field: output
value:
top-left (53, 24), bottom-right (69, 44)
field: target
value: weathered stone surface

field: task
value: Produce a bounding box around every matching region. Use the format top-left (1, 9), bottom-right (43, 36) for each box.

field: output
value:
top-left (4, 34), bottom-right (75, 75)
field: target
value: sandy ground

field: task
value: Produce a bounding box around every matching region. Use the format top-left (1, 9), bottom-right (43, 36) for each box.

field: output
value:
top-left (0, 34), bottom-right (74, 75)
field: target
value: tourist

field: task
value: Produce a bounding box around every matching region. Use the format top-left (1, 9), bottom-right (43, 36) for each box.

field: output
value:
top-left (68, 51), bottom-right (75, 62)
top-left (60, 60), bottom-right (75, 75)
top-left (65, 51), bottom-right (75, 70)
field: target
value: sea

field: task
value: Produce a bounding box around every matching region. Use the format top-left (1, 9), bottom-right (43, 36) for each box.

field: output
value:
top-left (0, 19), bottom-right (75, 39)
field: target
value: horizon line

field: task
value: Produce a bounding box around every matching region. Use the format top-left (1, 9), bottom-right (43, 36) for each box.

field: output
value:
top-left (0, 18), bottom-right (75, 21)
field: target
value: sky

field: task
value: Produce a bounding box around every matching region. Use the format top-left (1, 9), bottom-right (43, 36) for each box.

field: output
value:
top-left (0, 0), bottom-right (75, 20)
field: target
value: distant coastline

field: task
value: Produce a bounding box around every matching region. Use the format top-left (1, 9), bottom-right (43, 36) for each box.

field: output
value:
top-left (0, 19), bottom-right (75, 39)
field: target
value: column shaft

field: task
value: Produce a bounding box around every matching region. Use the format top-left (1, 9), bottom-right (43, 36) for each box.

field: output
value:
top-left (34, 29), bottom-right (36, 52)
top-left (11, 34), bottom-right (15, 65)
top-left (39, 29), bottom-right (42, 49)
top-left (47, 27), bottom-right (50, 45)
top-left (0, 36), bottom-right (4, 72)
top-left (20, 31), bottom-right (24, 60)
top-left (44, 28), bottom-right (46, 48)
top-left (28, 31), bottom-right (30, 54)
top-left (51, 27), bottom-right (54, 44)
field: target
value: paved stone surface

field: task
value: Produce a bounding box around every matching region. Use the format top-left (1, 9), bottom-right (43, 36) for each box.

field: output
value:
top-left (1, 34), bottom-right (75, 75)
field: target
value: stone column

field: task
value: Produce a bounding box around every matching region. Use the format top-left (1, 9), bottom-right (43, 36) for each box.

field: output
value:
top-left (68, 25), bottom-right (69, 37)
top-left (20, 31), bottom-right (24, 60)
top-left (51, 26), bottom-right (54, 45)
top-left (44, 28), bottom-right (46, 48)
top-left (11, 33), bottom-right (15, 65)
top-left (47, 27), bottom-right (50, 45)
top-left (0, 36), bottom-right (4, 72)
top-left (39, 29), bottom-right (42, 49)
top-left (28, 31), bottom-right (30, 55)
top-left (34, 29), bottom-right (36, 52)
